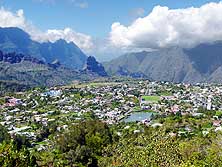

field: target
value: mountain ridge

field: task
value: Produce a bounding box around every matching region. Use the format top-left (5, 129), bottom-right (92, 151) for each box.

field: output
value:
top-left (104, 42), bottom-right (222, 83)
top-left (0, 51), bottom-right (93, 87)
top-left (0, 27), bottom-right (87, 70)
top-left (83, 56), bottom-right (108, 77)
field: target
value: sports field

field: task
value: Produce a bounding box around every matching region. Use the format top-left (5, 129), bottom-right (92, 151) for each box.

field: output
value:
top-left (141, 95), bottom-right (160, 102)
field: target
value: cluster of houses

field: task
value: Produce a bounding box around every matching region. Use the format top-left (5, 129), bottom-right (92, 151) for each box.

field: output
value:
top-left (139, 82), bottom-right (222, 114)
top-left (1, 81), bottom-right (222, 148)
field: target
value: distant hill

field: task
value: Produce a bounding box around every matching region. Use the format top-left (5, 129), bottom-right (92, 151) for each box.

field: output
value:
top-left (0, 27), bottom-right (87, 70)
top-left (104, 42), bottom-right (222, 83)
top-left (0, 51), bottom-right (91, 87)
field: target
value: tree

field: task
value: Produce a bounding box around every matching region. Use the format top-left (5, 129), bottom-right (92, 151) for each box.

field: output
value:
top-left (99, 127), bottom-right (183, 167)
top-left (56, 120), bottom-right (113, 166)
top-left (0, 142), bottom-right (38, 167)
top-left (0, 125), bottom-right (10, 143)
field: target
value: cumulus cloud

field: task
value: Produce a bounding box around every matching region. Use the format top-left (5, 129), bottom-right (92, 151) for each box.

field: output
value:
top-left (110, 2), bottom-right (222, 50)
top-left (0, 7), bottom-right (93, 53)
top-left (0, 8), bottom-right (27, 28)
top-left (39, 29), bottom-right (93, 54)
top-left (33, 28), bottom-right (93, 52)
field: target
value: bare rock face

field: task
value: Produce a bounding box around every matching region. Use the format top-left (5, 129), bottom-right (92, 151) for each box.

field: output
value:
top-left (0, 27), bottom-right (87, 70)
top-left (84, 56), bottom-right (108, 77)
top-left (0, 51), bottom-right (45, 65)
top-left (0, 50), bottom-right (94, 87)
top-left (104, 42), bottom-right (222, 83)
top-left (0, 51), bottom-right (63, 70)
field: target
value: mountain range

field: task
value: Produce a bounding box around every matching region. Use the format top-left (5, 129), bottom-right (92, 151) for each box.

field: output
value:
top-left (104, 42), bottom-right (222, 83)
top-left (2, 27), bottom-right (222, 85)
top-left (0, 27), bottom-right (108, 89)
top-left (0, 27), bottom-right (87, 70)
top-left (0, 51), bottom-right (92, 87)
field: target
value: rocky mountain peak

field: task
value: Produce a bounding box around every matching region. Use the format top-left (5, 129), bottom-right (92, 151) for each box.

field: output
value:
top-left (84, 56), bottom-right (108, 77)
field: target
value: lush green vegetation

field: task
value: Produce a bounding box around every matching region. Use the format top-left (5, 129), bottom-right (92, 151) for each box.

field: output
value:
top-left (1, 112), bottom-right (222, 166)
top-left (0, 125), bottom-right (38, 167)
top-left (0, 80), bottom-right (30, 95)
top-left (158, 91), bottom-right (173, 96)
top-left (1, 81), bottom-right (222, 167)
top-left (141, 95), bottom-right (160, 102)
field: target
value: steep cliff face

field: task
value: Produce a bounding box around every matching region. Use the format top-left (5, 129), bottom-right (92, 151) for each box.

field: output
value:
top-left (0, 51), bottom-right (45, 65)
top-left (0, 27), bottom-right (87, 70)
top-left (39, 39), bottom-right (87, 69)
top-left (0, 51), bottom-right (92, 87)
top-left (84, 56), bottom-right (108, 77)
top-left (104, 42), bottom-right (222, 83)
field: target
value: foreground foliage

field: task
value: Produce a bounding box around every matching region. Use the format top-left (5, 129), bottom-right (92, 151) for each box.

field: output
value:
top-left (2, 115), bottom-right (222, 166)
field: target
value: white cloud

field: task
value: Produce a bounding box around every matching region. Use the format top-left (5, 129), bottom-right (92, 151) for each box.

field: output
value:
top-left (110, 2), bottom-right (222, 50)
top-left (3, 2), bottom-right (222, 61)
top-left (38, 29), bottom-right (94, 54)
top-left (0, 7), bottom-right (94, 53)
top-left (0, 8), bottom-right (27, 28)
top-left (33, 28), bottom-right (93, 52)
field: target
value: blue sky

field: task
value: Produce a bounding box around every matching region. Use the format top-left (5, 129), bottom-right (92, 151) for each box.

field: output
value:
top-left (0, 0), bottom-right (221, 38)
top-left (0, 0), bottom-right (222, 61)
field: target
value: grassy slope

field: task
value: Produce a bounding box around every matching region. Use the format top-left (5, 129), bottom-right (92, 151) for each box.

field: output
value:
top-left (0, 61), bottom-right (92, 88)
